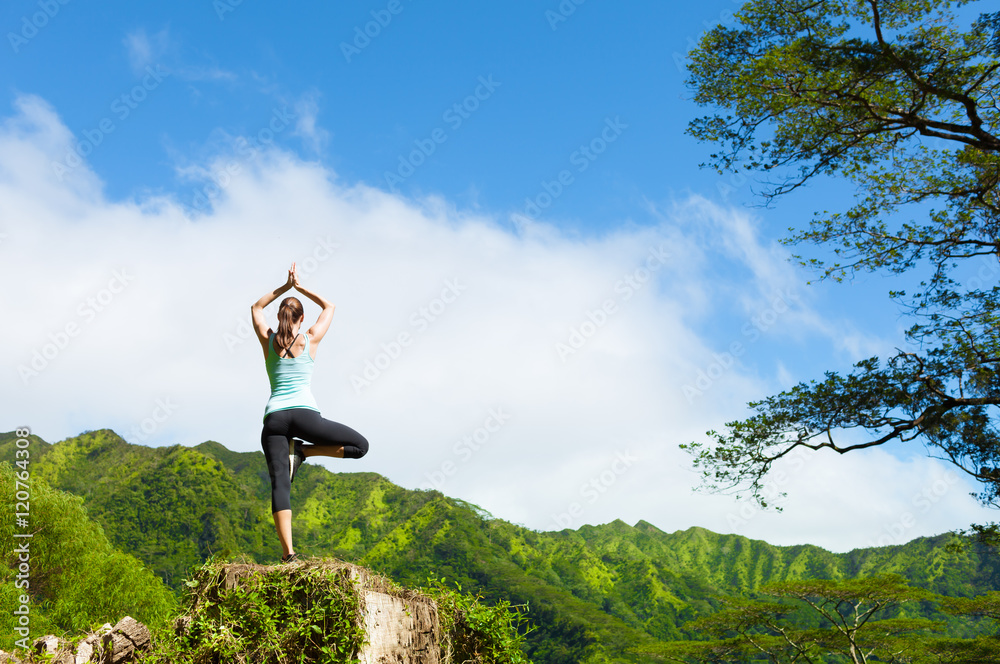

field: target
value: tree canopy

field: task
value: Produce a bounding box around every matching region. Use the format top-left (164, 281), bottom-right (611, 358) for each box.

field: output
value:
top-left (648, 575), bottom-right (1000, 664)
top-left (682, 0), bottom-right (1000, 515)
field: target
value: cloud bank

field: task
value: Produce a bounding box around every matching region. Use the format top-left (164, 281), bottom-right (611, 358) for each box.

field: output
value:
top-left (1, 93), bottom-right (993, 551)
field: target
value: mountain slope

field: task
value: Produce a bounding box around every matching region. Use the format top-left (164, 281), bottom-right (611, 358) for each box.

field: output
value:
top-left (3, 429), bottom-right (996, 663)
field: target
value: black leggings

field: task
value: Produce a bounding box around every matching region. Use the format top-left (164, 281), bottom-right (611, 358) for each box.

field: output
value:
top-left (261, 408), bottom-right (369, 512)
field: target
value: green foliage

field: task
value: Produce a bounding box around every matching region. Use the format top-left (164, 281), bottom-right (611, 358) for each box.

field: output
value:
top-left (141, 559), bottom-right (365, 664)
top-left (651, 575), bottom-right (1000, 664)
top-left (28, 430), bottom-right (265, 588)
top-left (684, 0), bottom-right (1000, 514)
top-left (6, 430), bottom-right (1000, 663)
top-left (0, 461), bottom-right (178, 648)
top-left (140, 559), bottom-right (537, 664)
top-left (423, 577), bottom-right (534, 664)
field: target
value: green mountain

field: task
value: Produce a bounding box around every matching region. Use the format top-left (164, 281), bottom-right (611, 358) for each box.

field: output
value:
top-left (2, 429), bottom-right (997, 663)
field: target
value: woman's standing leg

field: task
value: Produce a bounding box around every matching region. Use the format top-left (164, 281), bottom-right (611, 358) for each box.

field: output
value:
top-left (261, 411), bottom-right (296, 558)
top-left (272, 511), bottom-right (293, 557)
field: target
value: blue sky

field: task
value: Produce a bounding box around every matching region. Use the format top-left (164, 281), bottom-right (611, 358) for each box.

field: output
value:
top-left (2, 0), bottom-right (778, 221)
top-left (2, 0), bottom-right (995, 551)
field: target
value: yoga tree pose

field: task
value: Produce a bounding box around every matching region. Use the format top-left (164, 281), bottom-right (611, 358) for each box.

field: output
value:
top-left (251, 263), bottom-right (369, 563)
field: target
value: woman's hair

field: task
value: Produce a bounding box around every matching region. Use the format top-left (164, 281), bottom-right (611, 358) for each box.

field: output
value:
top-left (275, 297), bottom-right (304, 355)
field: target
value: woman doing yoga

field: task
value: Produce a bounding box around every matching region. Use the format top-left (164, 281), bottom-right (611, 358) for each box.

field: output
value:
top-left (252, 263), bottom-right (369, 563)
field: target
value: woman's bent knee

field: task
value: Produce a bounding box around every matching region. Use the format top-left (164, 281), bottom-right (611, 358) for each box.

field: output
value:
top-left (346, 435), bottom-right (369, 459)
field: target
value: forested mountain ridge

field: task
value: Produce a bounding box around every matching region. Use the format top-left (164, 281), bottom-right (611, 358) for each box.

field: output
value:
top-left (3, 429), bottom-right (996, 663)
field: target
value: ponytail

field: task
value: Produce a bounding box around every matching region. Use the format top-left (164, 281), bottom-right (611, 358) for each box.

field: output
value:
top-left (275, 297), bottom-right (304, 355)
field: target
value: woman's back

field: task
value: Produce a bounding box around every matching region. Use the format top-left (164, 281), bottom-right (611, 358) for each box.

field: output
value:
top-left (264, 333), bottom-right (319, 420)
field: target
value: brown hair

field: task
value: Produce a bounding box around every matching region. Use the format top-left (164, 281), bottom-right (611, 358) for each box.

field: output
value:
top-left (275, 297), bottom-right (303, 356)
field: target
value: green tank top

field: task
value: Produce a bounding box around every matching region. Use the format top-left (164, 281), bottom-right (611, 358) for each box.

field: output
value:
top-left (263, 333), bottom-right (320, 421)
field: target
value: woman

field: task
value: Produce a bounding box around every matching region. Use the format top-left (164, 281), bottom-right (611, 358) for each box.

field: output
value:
top-left (251, 263), bottom-right (369, 563)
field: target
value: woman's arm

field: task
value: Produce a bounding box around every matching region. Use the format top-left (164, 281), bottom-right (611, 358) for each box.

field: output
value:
top-left (295, 279), bottom-right (336, 350)
top-left (251, 265), bottom-right (295, 356)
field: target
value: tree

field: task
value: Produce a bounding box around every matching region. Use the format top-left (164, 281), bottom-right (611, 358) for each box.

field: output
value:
top-left (681, 0), bottom-right (1000, 516)
top-left (922, 591), bottom-right (1000, 662)
top-left (0, 462), bottom-right (178, 645)
top-left (646, 576), bottom-right (1000, 664)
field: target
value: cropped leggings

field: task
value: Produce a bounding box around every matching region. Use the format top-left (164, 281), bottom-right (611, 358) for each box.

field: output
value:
top-left (261, 408), bottom-right (369, 512)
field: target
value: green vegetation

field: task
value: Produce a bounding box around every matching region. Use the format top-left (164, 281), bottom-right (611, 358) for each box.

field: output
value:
top-left (140, 558), bottom-right (534, 664)
top-left (2, 429), bottom-right (999, 663)
top-left (651, 575), bottom-right (1000, 663)
top-left (0, 460), bottom-right (178, 645)
top-left (423, 577), bottom-right (533, 664)
top-left (143, 559), bottom-right (366, 664)
top-left (682, 0), bottom-right (1000, 527)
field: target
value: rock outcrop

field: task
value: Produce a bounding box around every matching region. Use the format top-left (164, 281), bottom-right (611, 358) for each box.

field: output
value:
top-left (1, 617), bottom-right (149, 664)
top-left (200, 559), bottom-right (441, 663)
top-left (4, 558), bottom-right (481, 664)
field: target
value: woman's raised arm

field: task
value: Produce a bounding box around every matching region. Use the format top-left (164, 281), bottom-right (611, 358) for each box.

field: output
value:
top-left (295, 279), bottom-right (336, 349)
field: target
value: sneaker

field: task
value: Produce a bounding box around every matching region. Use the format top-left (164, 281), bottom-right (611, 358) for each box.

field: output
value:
top-left (281, 552), bottom-right (300, 563)
top-left (289, 439), bottom-right (306, 483)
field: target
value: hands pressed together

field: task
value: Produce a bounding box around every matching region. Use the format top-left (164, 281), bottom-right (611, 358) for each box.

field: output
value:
top-left (282, 262), bottom-right (331, 311)
top-left (252, 261), bottom-right (336, 360)
top-left (286, 262), bottom-right (301, 290)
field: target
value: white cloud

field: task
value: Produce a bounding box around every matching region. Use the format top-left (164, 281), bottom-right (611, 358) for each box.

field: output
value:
top-left (714, 446), bottom-right (985, 551)
top-left (174, 66), bottom-right (239, 83)
top-left (1, 93), bottom-right (994, 552)
top-left (123, 30), bottom-right (153, 74)
top-left (290, 91), bottom-right (331, 154)
top-left (123, 26), bottom-right (237, 82)
top-left (123, 27), bottom-right (170, 76)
